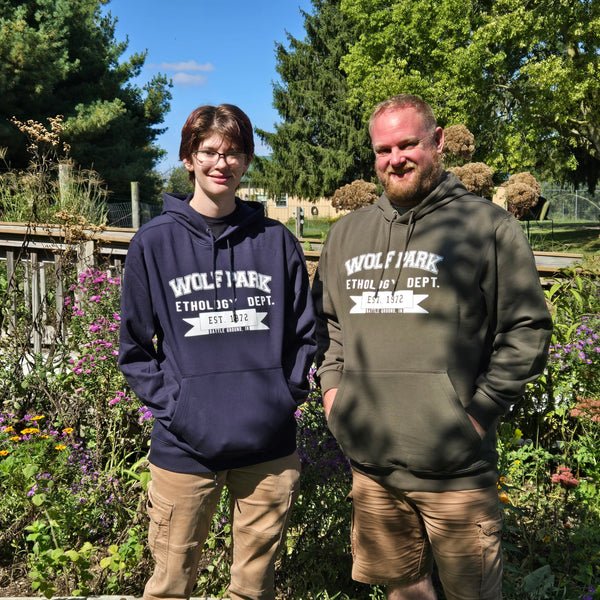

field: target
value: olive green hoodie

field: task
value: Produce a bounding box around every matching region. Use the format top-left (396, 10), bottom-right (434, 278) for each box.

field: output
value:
top-left (313, 172), bottom-right (552, 491)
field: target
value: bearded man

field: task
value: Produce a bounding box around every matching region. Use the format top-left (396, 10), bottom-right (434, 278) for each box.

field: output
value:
top-left (312, 94), bottom-right (552, 600)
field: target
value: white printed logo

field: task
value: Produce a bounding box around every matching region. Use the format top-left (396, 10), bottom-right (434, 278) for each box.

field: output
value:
top-left (183, 308), bottom-right (268, 336)
top-left (350, 291), bottom-right (428, 314)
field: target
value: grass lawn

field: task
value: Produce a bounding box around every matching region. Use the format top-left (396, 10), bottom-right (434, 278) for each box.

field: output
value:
top-left (524, 220), bottom-right (600, 255)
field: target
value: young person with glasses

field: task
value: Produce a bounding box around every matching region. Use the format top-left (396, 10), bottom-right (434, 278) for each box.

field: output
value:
top-left (119, 104), bottom-right (317, 600)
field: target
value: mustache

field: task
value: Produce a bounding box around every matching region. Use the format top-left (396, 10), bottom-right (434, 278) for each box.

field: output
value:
top-left (387, 164), bottom-right (416, 175)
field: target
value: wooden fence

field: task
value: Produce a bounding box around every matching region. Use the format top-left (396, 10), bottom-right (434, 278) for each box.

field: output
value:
top-left (0, 222), bottom-right (585, 354)
top-left (0, 223), bottom-right (132, 354)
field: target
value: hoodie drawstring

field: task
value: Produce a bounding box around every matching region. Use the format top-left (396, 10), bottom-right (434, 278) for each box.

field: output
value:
top-left (392, 210), bottom-right (416, 294)
top-left (374, 210), bottom-right (398, 298)
top-left (208, 230), bottom-right (219, 306)
top-left (209, 231), bottom-right (238, 321)
top-left (227, 239), bottom-right (238, 321)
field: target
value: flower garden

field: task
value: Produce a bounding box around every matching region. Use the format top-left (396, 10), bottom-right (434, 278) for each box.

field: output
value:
top-left (1, 254), bottom-right (599, 599)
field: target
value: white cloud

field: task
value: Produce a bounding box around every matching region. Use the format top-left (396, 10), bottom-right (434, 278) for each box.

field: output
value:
top-left (152, 61), bottom-right (215, 72)
top-left (172, 72), bottom-right (209, 86)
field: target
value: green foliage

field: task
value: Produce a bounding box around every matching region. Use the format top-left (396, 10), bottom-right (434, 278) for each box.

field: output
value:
top-left (252, 0), bottom-right (374, 200)
top-left (278, 393), bottom-right (359, 599)
top-left (498, 419), bottom-right (600, 598)
top-left (0, 0), bottom-right (172, 202)
top-left (497, 265), bottom-right (600, 598)
top-left (0, 262), bottom-right (153, 595)
top-left (0, 116), bottom-right (107, 224)
top-left (340, 0), bottom-right (600, 192)
top-left (193, 491), bottom-right (232, 597)
top-left (26, 520), bottom-right (96, 599)
top-left (164, 164), bottom-right (194, 195)
top-left (99, 526), bottom-right (147, 594)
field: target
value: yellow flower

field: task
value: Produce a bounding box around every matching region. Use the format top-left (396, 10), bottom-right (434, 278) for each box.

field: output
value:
top-left (0, 450), bottom-right (9, 456)
top-left (62, 427), bottom-right (74, 434)
top-left (55, 444), bottom-right (67, 451)
top-left (32, 415), bottom-right (45, 421)
top-left (498, 491), bottom-right (510, 505)
top-left (4, 426), bottom-right (14, 433)
top-left (542, 536), bottom-right (551, 543)
top-left (21, 428), bottom-right (40, 435)
top-left (10, 436), bottom-right (20, 442)
top-left (40, 435), bottom-right (49, 439)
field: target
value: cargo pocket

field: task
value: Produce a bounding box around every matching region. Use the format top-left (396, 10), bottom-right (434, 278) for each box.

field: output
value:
top-left (477, 517), bottom-right (503, 599)
top-left (147, 484), bottom-right (174, 567)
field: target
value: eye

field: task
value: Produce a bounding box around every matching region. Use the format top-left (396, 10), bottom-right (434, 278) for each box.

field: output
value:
top-left (400, 142), bottom-right (418, 151)
top-left (199, 150), bottom-right (218, 158)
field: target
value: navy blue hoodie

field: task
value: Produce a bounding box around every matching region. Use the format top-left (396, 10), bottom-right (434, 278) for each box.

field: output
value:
top-left (118, 193), bottom-right (317, 473)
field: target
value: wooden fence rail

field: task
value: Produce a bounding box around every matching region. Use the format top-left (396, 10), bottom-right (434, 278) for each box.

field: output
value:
top-left (0, 223), bottom-right (586, 354)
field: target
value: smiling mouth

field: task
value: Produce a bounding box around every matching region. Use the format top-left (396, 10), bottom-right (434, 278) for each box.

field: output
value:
top-left (390, 168), bottom-right (414, 179)
top-left (211, 173), bottom-right (231, 183)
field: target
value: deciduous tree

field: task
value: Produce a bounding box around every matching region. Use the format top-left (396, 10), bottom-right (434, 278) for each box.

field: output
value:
top-left (340, 0), bottom-right (600, 192)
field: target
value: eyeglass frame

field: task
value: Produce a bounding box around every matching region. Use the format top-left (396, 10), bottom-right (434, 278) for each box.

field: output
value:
top-left (191, 149), bottom-right (249, 167)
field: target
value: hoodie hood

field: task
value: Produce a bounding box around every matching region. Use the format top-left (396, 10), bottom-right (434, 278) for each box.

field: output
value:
top-left (161, 192), bottom-right (264, 243)
top-left (160, 193), bottom-right (265, 312)
top-left (376, 171), bottom-right (471, 223)
top-left (373, 171), bottom-right (472, 295)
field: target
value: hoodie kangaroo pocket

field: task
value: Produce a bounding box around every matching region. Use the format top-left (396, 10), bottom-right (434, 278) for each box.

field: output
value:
top-left (169, 368), bottom-right (297, 460)
top-left (329, 370), bottom-right (483, 476)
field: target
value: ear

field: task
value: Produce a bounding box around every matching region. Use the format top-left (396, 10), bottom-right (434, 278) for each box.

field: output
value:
top-left (434, 127), bottom-right (445, 154)
top-left (183, 157), bottom-right (194, 172)
top-left (242, 154), bottom-right (253, 174)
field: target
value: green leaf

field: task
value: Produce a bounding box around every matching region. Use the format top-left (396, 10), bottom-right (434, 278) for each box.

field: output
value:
top-left (51, 548), bottom-right (64, 560)
top-left (31, 493), bottom-right (46, 506)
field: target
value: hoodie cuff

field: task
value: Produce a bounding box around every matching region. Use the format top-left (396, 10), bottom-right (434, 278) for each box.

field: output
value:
top-left (318, 369), bottom-right (343, 395)
top-left (466, 389), bottom-right (504, 431)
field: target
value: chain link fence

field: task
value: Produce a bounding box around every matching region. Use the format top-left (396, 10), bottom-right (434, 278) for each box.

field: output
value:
top-left (106, 202), bottom-right (162, 228)
top-left (542, 186), bottom-right (600, 222)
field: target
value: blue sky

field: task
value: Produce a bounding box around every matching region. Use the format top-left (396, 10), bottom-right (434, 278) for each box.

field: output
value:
top-left (102, 0), bottom-right (313, 173)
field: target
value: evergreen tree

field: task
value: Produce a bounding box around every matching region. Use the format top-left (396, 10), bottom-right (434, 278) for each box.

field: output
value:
top-left (0, 0), bottom-right (172, 203)
top-left (252, 0), bottom-right (374, 201)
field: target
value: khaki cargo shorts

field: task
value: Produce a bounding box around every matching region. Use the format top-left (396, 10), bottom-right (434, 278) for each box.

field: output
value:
top-left (350, 469), bottom-right (503, 599)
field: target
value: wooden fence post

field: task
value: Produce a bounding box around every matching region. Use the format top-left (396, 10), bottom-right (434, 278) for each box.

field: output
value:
top-left (31, 252), bottom-right (42, 354)
top-left (131, 181), bottom-right (140, 229)
top-left (6, 250), bottom-right (16, 333)
top-left (58, 163), bottom-right (71, 206)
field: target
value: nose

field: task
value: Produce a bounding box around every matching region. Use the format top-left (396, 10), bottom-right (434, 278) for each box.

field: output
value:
top-left (389, 147), bottom-right (407, 166)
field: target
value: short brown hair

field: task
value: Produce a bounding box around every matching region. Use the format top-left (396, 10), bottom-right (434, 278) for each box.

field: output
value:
top-left (179, 104), bottom-right (255, 164)
top-left (369, 94), bottom-right (437, 137)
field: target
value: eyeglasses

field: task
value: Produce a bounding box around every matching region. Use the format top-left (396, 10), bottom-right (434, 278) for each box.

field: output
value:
top-left (192, 149), bottom-right (248, 167)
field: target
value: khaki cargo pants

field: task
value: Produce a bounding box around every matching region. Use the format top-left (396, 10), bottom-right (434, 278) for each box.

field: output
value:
top-left (143, 453), bottom-right (300, 600)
